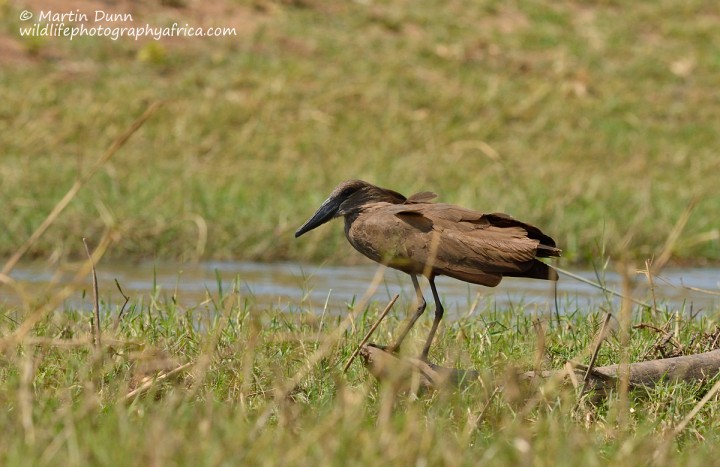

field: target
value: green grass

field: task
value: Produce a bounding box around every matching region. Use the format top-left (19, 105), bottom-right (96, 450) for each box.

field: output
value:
top-left (2, 1), bottom-right (720, 459)
top-left (1, 285), bottom-right (720, 466)
top-left (1, 0), bottom-right (719, 264)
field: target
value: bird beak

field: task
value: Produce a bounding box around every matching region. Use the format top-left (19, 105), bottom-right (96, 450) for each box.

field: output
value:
top-left (295, 196), bottom-right (341, 238)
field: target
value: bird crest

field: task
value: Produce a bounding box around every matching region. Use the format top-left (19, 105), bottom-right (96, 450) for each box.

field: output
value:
top-left (404, 192), bottom-right (437, 204)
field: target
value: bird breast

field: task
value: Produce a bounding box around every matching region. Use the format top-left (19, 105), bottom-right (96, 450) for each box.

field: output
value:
top-left (344, 205), bottom-right (428, 274)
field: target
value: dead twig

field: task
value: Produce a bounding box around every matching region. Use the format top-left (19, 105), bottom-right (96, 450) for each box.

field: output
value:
top-left (553, 266), bottom-right (658, 313)
top-left (343, 294), bottom-right (399, 373)
top-left (124, 361), bottom-right (194, 403)
top-left (532, 318), bottom-right (546, 374)
top-left (584, 312), bottom-right (614, 383)
top-left (112, 279), bottom-right (131, 332)
top-left (574, 312), bottom-right (613, 408)
top-left (83, 238), bottom-right (101, 350)
top-left (642, 258), bottom-right (659, 318)
top-left (653, 374), bottom-right (720, 463)
top-left (19, 336), bottom-right (135, 349)
top-left (3, 230), bottom-right (116, 348)
top-left (672, 376), bottom-right (720, 437)
top-left (634, 322), bottom-right (683, 357)
top-left (678, 284), bottom-right (720, 297)
top-left (652, 199), bottom-right (696, 274)
top-left (463, 386), bottom-right (501, 437)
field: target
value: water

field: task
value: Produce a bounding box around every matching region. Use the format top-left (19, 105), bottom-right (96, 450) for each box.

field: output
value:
top-left (2, 261), bottom-right (719, 318)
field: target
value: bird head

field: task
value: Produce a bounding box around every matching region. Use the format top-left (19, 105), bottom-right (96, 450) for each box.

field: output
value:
top-left (294, 180), bottom-right (406, 238)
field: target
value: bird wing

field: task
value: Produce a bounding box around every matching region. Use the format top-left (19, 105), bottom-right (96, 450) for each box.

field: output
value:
top-left (392, 204), bottom-right (551, 275)
top-left (346, 202), bottom-right (557, 286)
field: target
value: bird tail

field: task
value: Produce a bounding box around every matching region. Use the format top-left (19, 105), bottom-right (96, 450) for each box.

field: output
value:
top-left (503, 260), bottom-right (559, 281)
top-left (536, 244), bottom-right (562, 258)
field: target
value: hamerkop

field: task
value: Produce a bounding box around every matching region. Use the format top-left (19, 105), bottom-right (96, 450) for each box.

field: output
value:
top-left (295, 180), bottom-right (561, 360)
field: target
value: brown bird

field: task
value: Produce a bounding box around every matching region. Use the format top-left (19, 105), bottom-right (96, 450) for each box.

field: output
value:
top-left (295, 180), bottom-right (561, 360)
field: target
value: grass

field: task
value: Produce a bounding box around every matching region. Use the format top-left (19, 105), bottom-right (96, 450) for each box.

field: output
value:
top-left (0, 0), bottom-right (718, 264)
top-left (1, 0), bottom-right (720, 463)
top-left (1, 279), bottom-right (720, 465)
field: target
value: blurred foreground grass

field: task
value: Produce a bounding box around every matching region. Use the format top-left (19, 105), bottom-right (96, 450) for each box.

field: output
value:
top-left (1, 0), bottom-right (719, 264)
top-left (1, 287), bottom-right (720, 465)
top-left (3, 2), bottom-right (720, 464)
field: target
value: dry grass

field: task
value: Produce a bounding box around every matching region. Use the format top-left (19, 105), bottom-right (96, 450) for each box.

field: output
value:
top-left (1, 2), bottom-right (720, 463)
top-left (1, 278), bottom-right (720, 465)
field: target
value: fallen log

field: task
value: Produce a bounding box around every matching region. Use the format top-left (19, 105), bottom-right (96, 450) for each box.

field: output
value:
top-left (524, 348), bottom-right (720, 391)
top-left (359, 344), bottom-right (480, 391)
top-left (359, 345), bottom-right (720, 393)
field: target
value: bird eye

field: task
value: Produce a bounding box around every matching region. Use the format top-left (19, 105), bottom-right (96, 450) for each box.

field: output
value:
top-left (340, 186), bottom-right (359, 198)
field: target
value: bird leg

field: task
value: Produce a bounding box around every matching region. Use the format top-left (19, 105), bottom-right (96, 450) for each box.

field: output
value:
top-left (420, 277), bottom-right (444, 361)
top-left (386, 275), bottom-right (426, 353)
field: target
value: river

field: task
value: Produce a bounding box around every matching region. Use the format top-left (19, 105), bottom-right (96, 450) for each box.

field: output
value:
top-left (2, 261), bottom-right (718, 319)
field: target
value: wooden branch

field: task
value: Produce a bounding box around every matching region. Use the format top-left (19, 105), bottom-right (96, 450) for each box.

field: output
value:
top-left (558, 349), bottom-right (720, 391)
top-left (360, 345), bottom-right (479, 391)
top-left (360, 345), bottom-right (720, 393)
